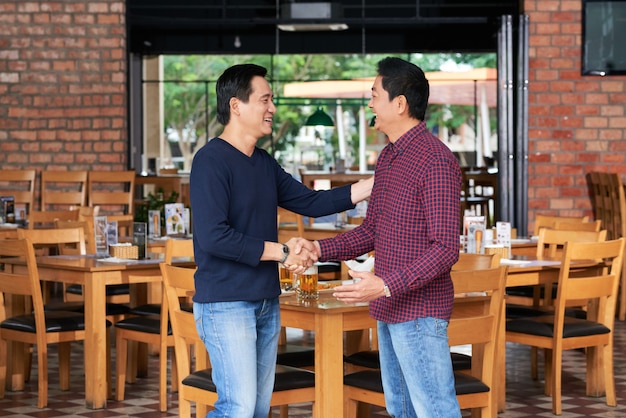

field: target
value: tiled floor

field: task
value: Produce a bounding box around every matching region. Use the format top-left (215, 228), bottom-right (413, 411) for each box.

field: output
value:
top-left (2, 322), bottom-right (626, 417)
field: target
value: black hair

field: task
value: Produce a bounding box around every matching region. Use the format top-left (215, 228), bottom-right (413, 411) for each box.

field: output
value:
top-left (215, 63), bottom-right (268, 125)
top-left (376, 57), bottom-right (429, 121)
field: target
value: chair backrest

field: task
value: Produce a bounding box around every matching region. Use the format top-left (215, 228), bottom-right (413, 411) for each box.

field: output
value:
top-left (88, 171), bottom-right (136, 216)
top-left (0, 169), bottom-right (36, 217)
top-left (0, 238), bottom-right (45, 334)
top-left (535, 227), bottom-right (607, 259)
top-left (554, 238), bottom-right (625, 336)
top-left (55, 218), bottom-right (97, 255)
top-left (277, 207), bottom-right (305, 236)
top-left (533, 214), bottom-right (590, 236)
top-left (164, 238), bottom-right (194, 263)
top-left (452, 253), bottom-right (500, 271)
top-left (552, 219), bottom-right (602, 232)
top-left (40, 170), bottom-right (88, 211)
top-left (160, 260), bottom-right (203, 413)
top-left (448, 267), bottom-right (507, 406)
top-left (587, 171), bottom-right (626, 241)
top-left (27, 209), bottom-right (80, 229)
top-left (18, 226), bottom-right (86, 256)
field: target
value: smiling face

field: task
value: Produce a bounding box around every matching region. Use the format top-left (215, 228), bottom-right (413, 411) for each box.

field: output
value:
top-left (368, 74), bottom-right (415, 142)
top-left (368, 75), bottom-right (394, 135)
top-left (236, 75), bottom-right (276, 139)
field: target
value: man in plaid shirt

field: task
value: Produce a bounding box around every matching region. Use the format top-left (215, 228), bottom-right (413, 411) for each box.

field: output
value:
top-left (314, 57), bottom-right (463, 417)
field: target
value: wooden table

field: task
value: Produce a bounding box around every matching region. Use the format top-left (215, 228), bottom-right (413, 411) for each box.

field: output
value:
top-left (279, 291), bottom-right (375, 418)
top-left (4, 254), bottom-right (192, 409)
top-left (299, 170), bottom-right (373, 190)
top-left (279, 221), bottom-right (358, 243)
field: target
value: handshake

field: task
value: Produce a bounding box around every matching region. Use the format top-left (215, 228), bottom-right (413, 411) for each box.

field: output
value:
top-left (280, 237), bottom-right (320, 274)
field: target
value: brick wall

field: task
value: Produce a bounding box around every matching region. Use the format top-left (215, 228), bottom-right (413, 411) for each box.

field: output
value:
top-left (525, 0), bottom-right (626, 226)
top-left (0, 0), bottom-right (127, 182)
top-left (1, 0), bottom-right (624, 224)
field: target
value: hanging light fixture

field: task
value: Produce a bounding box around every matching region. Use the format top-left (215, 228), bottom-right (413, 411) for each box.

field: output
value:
top-left (305, 106), bottom-right (334, 127)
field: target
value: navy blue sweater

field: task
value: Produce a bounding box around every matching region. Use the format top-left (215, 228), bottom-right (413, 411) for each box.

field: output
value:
top-left (190, 138), bottom-right (353, 303)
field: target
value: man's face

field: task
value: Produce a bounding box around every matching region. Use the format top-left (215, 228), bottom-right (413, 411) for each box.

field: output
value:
top-left (368, 75), bottom-right (393, 134)
top-left (238, 75), bottom-right (276, 138)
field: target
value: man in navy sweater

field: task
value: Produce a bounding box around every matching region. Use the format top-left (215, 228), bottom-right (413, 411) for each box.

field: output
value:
top-left (190, 63), bottom-right (372, 418)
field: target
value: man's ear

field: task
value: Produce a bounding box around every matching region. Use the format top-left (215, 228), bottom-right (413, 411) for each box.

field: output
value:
top-left (229, 97), bottom-right (239, 116)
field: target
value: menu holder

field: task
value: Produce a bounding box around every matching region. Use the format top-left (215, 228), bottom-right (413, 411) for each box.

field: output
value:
top-left (148, 210), bottom-right (161, 237)
top-left (0, 196), bottom-right (14, 224)
top-left (132, 222), bottom-right (147, 259)
top-left (165, 203), bottom-right (185, 236)
top-left (496, 221), bottom-right (512, 258)
top-left (94, 216), bottom-right (109, 255)
top-left (463, 215), bottom-right (485, 254)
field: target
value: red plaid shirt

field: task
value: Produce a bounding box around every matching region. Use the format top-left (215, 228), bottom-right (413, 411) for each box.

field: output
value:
top-left (319, 122), bottom-right (462, 323)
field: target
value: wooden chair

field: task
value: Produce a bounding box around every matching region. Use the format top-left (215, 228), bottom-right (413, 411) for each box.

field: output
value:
top-left (277, 206), bottom-right (305, 236)
top-left (506, 238), bottom-right (625, 414)
top-left (17, 227), bottom-right (130, 321)
top-left (88, 170), bottom-right (135, 217)
top-left (0, 169), bottom-right (36, 220)
top-left (27, 209), bottom-right (80, 229)
top-left (114, 238), bottom-right (194, 411)
top-left (344, 252), bottom-right (500, 375)
top-left (343, 266), bottom-right (507, 418)
top-left (0, 238), bottom-right (94, 408)
top-left (586, 171), bottom-right (626, 320)
top-left (40, 170), bottom-right (88, 211)
top-left (161, 261), bottom-right (317, 418)
top-left (506, 225), bottom-right (607, 309)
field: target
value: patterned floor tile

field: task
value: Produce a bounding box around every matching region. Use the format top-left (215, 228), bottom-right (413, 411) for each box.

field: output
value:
top-left (1, 320), bottom-right (626, 417)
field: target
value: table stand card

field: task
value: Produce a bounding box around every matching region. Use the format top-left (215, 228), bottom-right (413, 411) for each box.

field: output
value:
top-left (165, 203), bottom-right (185, 235)
top-left (133, 222), bottom-right (147, 259)
top-left (463, 215), bottom-right (485, 254)
top-left (94, 216), bottom-right (109, 255)
top-left (496, 221), bottom-right (512, 258)
top-left (107, 220), bottom-right (118, 247)
top-left (148, 210), bottom-right (161, 237)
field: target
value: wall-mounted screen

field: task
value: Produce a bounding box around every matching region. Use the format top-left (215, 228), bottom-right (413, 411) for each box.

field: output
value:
top-left (582, 0), bottom-right (626, 75)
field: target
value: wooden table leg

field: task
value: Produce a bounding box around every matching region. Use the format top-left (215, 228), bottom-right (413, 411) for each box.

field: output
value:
top-left (84, 273), bottom-right (108, 409)
top-left (313, 312), bottom-right (344, 418)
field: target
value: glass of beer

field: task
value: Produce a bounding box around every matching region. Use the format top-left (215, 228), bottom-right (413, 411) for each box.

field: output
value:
top-left (279, 265), bottom-right (293, 291)
top-left (295, 264), bottom-right (318, 300)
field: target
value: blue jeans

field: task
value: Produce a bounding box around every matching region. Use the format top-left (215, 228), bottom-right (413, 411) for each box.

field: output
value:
top-left (194, 298), bottom-right (280, 418)
top-left (378, 317), bottom-right (461, 418)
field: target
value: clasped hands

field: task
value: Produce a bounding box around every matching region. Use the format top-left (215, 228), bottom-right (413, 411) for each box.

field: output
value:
top-left (281, 237), bottom-right (320, 274)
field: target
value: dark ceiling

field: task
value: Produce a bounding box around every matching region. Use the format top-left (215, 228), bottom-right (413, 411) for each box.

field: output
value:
top-left (127, 0), bottom-right (521, 55)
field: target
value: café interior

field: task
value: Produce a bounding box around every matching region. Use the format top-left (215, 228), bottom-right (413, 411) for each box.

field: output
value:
top-left (2, 0), bottom-right (626, 417)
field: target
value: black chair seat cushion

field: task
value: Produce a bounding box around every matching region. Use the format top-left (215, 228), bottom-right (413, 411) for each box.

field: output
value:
top-left (344, 369), bottom-right (489, 395)
top-left (506, 285), bottom-right (557, 299)
top-left (344, 350), bottom-right (380, 369)
top-left (66, 283), bottom-right (130, 296)
top-left (1, 311), bottom-right (111, 333)
top-left (505, 303), bottom-right (552, 319)
top-left (344, 350), bottom-right (471, 371)
top-left (183, 365), bottom-right (315, 392)
top-left (453, 371), bottom-right (489, 395)
top-left (128, 303), bottom-right (161, 316)
top-left (506, 315), bottom-right (610, 338)
top-left (277, 344), bottom-right (315, 368)
top-left (129, 302), bottom-right (193, 317)
top-left (344, 370), bottom-right (383, 392)
top-left (114, 316), bottom-right (171, 335)
top-left (45, 301), bottom-right (131, 316)
top-left (450, 352), bottom-right (472, 371)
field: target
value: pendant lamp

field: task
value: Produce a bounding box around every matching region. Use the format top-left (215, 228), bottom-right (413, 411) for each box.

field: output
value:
top-left (305, 107), bottom-right (334, 127)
